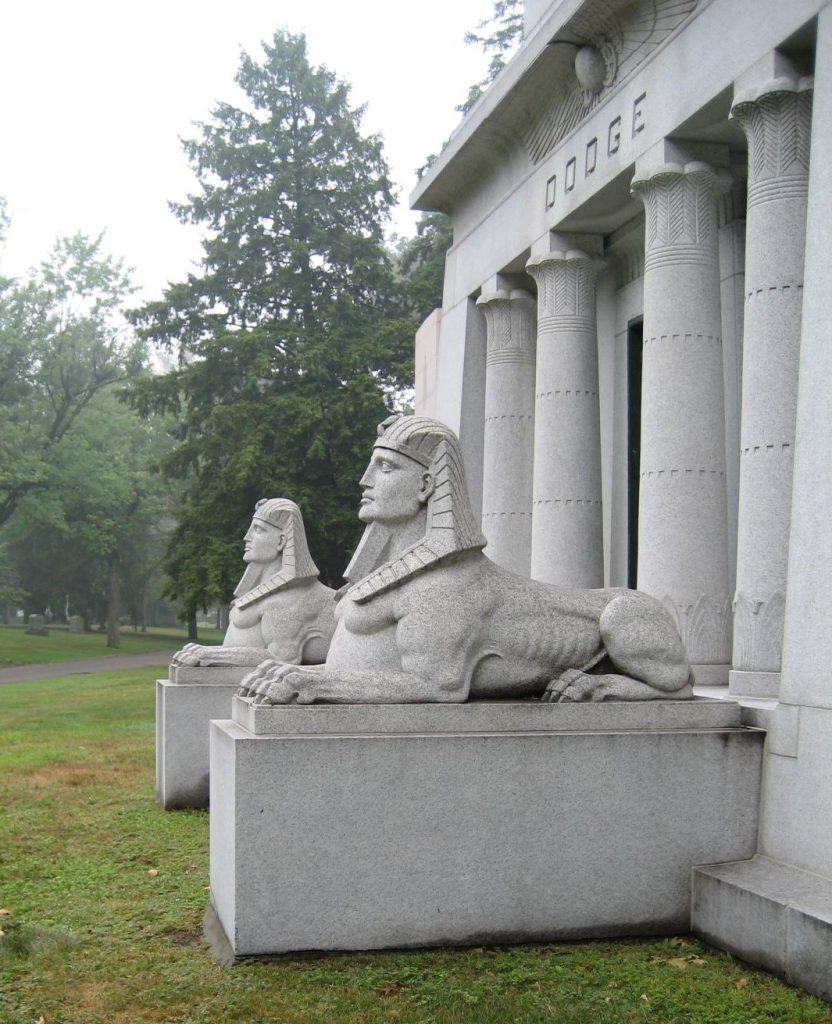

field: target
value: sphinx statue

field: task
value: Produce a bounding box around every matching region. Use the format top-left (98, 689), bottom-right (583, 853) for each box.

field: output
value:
top-left (172, 498), bottom-right (336, 670)
top-left (238, 417), bottom-right (693, 704)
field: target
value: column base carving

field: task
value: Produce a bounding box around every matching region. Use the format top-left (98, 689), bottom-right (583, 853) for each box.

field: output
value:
top-left (728, 669), bottom-right (780, 699)
top-left (732, 590), bottom-right (786, 672)
top-left (661, 594), bottom-right (732, 666)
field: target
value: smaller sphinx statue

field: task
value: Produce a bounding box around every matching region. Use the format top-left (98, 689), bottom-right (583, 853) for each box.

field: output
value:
top-left (237, 416), bottom-right (694, 705)
top-left (171, 498), bottom-right (336, 670)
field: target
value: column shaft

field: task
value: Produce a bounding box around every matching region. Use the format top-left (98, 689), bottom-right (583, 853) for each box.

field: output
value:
top-left (759, 10), bottom-right (832, 873)
top-left (729, 73), bottom-right (813, 696)
top-left (476, 288), bottom-right (536, 574)
top-left (526, 248), bottom-right (603, 586)
top-left (632, 153), bottom-right (731, 680)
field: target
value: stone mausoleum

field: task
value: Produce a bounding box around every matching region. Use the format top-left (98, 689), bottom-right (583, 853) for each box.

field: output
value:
top-left (412, 0), bottom-right (832, 999)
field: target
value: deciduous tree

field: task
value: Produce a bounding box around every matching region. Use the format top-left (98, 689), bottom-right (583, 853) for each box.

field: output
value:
top-left (0, 231), bottom-right (144, 528)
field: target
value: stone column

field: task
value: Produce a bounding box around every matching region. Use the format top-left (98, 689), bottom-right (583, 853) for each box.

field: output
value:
top-left (717, 162), bottom-right (747, 594)
top-left (631, 142), bottom-right (732, 683)
top-left (759, 4), bottom-right (832, 877)
top-left (728, 60), bottom-right (813, 698)
top-left (526, 235), bottom-right (603, 587)
top-left (476, 282), bottom-right (536, 574)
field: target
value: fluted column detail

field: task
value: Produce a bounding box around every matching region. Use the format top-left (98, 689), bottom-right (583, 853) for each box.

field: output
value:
top-left (476, 288), bottom-right (537, 574)
top-left (526, 248), bottom-right (603, 586)
top-left (729, 74), bottom-right (813, 697)
top-left (631, 155), bottom-right (732, 679)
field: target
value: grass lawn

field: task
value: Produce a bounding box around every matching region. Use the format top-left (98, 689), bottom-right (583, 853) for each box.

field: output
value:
top-left (0, 625), bottom-right (223, 668)
top-left (1, 671), bottom-right (830, 1024)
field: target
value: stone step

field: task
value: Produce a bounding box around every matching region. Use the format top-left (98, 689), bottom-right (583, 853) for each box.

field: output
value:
top-left (692, 855), bottom-right (832, 1001)
top-left (233, 694), bottom-right (746, 736)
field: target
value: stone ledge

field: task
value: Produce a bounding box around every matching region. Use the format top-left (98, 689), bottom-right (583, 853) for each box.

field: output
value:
top-left (232, 695), bottom-right (744, 737)
top-left (168, 663), bottom-right (252, 686)
top-left (692, 856), bottom-right (832, 1001)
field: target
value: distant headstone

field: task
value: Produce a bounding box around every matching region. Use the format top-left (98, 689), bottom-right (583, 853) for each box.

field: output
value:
top-left (67, 615), bottom-right (84, 634)
top-left (26, 614), bottom-right (48, 636)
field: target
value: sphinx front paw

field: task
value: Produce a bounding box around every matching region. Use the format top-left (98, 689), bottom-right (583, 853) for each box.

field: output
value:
top-left (542, 669), bottom-right (607, 703)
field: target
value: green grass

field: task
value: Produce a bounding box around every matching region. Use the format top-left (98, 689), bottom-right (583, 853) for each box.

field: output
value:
top-left (1, 671), bottom-right (830, 1024)
top-left (0, 624), bottom-right (223, 667)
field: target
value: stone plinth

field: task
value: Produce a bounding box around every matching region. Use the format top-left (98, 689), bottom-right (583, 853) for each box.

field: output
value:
top-left (526, 238), bottom-right (603, 587)
top-left (476, 284), bottom-right (536, 574)
top-left (631, 143), bottom-right (732, 681)
top-left (156, 665), bottom-right (251, 810)
top-left (693, 856), bottom-right (832, 1001)
top-left (729, 65), bottom-right (813, 698)
top-left (208, 697), bottom-right (762, 958)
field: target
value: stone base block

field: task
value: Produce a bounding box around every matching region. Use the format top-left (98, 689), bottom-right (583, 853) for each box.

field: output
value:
top-left (690, 663), bottom-right (730, 686)
top-left (156, 669), bottom-right (248, 809)
top-left (692, 856), bottom-right (832, 1001)
top-left (728, 669), bottom-right (780, 699)
top-left (209, 697), bottom-right (763, 958)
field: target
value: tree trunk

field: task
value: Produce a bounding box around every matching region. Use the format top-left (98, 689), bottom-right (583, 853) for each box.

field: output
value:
top-left (107, 559), bottom-right (120, 649)
top-left (187, 610), bottom-right (198, 641)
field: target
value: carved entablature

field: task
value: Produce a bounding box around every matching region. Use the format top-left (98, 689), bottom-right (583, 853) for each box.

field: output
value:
top-left (521, 0), bottom-right (701, 166)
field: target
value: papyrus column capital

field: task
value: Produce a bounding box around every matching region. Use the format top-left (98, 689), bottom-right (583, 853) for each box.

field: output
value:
top-left (631, 155), bottom-right (731, 268)
top-left (476, 288), bottom-right (537, 366)
top-left (731, 75), bottom-right (813, 208)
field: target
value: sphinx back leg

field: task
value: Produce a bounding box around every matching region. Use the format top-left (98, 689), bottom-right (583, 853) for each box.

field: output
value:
top-left (600, 592), bottom-right (692, 694)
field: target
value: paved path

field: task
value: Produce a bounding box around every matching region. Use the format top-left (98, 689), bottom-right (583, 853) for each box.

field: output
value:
top-left (0, 650), bottom-right (177, 685)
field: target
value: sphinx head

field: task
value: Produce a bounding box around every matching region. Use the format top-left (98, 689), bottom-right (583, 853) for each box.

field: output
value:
top-left (345, 415), bottom-right (486, 600)
top-left (242, 498), bottom-right (319, 579)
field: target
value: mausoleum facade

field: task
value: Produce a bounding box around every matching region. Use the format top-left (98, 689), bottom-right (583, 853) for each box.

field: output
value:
top-left (412, 0), bottom-right (832, 998)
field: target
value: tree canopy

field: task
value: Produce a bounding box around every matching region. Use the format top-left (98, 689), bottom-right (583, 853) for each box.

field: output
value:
top-left (394, 212), bottom-right (453, 325)
top-left (0, 230), bottom-right (144, 528)
top-left (129, 31), bottom-right (414, 614)
top-left (0, 226), bottom-right (175, 642)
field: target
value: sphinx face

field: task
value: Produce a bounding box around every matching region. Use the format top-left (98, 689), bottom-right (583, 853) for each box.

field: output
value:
top-left (358, 449), bottom-right (430, 525)
top-left (243, 517), bottom-right (284, 564)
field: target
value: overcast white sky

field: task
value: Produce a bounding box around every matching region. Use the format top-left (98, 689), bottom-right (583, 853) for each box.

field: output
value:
top-left (0, 0), bottom-right (490, 300)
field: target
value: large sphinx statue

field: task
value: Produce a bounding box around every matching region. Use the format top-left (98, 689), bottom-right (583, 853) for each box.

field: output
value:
top-left (238, 417), bottom-right (693, 704)
top-left (172, 498), bottom-right (336, 670)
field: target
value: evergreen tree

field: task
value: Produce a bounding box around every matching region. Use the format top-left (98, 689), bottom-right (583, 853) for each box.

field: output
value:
top-left (459, 0), bottom-right (524, 114)
top-left (129, 31), bottom-right (413, 615)
top-left (395, 212), bottom-right (453, 325)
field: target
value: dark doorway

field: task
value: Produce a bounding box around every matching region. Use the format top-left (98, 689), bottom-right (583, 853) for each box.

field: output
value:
top-left (627, 319), bottom-right (643, 589)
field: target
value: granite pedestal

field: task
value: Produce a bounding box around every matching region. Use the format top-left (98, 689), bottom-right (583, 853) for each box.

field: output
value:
top-left (208, 697), bottom-right (763, 958)
top-left (156, 665), bottom-right (250, 810)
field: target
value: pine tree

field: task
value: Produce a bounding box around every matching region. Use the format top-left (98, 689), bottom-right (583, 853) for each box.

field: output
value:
top-left (129, 32), bottom-right (413, 613)
top-left (459, 0), bottom-right (524, 114)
